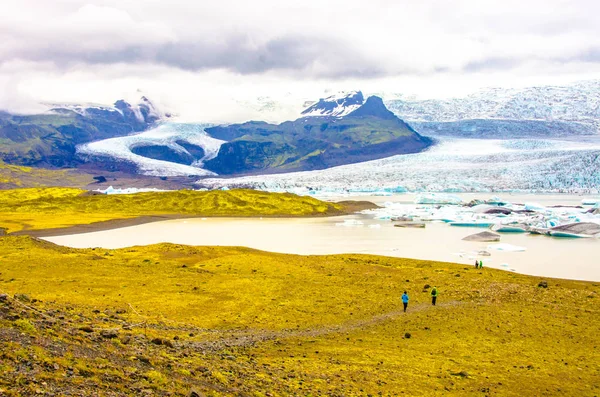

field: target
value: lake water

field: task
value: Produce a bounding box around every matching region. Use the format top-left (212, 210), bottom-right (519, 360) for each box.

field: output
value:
top-left (43, 193), bottom-right (600, 282)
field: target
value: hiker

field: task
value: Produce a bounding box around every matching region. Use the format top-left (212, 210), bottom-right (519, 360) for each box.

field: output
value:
top-left (401, 291), bottom-right (409, 312)
top-left (479, 260), bottom-right (483, 269)
top-left (431, 286), bottom-right (438, 306)
top-left (474, 260), bottom-right (479, 268)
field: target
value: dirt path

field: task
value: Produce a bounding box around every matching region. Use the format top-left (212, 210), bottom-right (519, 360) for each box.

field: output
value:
top-left (185, 300), bottom-right (463, 352)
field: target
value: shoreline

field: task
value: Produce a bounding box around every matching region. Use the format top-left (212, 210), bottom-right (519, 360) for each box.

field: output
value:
top-left (10, 200), bottom-right (378, 238)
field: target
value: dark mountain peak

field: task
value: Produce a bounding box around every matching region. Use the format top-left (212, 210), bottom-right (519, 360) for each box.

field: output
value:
top-left (347, 96), bottom-right (397, 120)
top-left (113, 99), bottom-right (131, 110)
top-left (301, 91), bottom-right (365, 117)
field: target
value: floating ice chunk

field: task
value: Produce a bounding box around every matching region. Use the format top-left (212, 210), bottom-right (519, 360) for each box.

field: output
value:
top-left (524, 202), bottom-right (545, 212)
top-left (368, 224), bottom-right (382, 229)
top-left (487, 243), bottom-right (527, 252)
top-left (582, 198), bottom-right (600, 206)
top-left (415, 193), bottom-right (463, 205)
top-left (335, 219), bottom-right (364, 227)
top-left (96, 186), bottom-right (169, 195)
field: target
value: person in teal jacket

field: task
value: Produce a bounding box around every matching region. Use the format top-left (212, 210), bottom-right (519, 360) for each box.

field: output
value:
top-left (401, 291), bottom-right (409, 312)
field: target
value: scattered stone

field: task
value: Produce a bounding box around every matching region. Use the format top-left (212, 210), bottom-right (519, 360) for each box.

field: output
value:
top-left (538, 281), bottom-right (549, 288)
top-left (14, 293), bottom-right (31, 302)
top-left (79, 326), bottom-right (94, 333)
top-left (100, 329), bottom-right (119, 339)
top-left (151, 337), bottom-right (175, 348)
top-left (451, 370), bottom-right (470, 378)
top-left (404, 332), bottom-right (411, 339)
top-left (463, 231), bottom-right (501, 242)
top-left (137, 356), bottom-right (151, 365)
top-left (0, 293), bottom-right (8, 302)
top-left (423, 284), bottom-right (431, 290)
top-left (188, 389), bottom-right (204, 397)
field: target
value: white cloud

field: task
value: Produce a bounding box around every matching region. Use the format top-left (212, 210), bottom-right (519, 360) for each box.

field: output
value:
top-left (1, 0), bottom-right (600, 121)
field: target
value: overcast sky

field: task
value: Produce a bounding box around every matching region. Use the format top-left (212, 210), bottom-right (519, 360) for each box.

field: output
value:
top-left (2, 0), bottom-right (600, 121)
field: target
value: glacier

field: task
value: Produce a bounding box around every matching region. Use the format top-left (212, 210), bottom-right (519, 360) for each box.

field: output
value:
top-left (77, 123), bottom-right (224, 177)
top-left (199, 137), bottom-right (600, 193)
top-left (384, 80), bottom-right (600, 130)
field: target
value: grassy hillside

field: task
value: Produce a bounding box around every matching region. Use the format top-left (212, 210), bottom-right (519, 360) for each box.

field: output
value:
top-left (0, 188), bottom-right (345, 233)
top-left (0, 99), bottom-right (159, 168)
top-left (0, 236), bottom-right (598, 396)
top-left (0, 161), bottom-right (92, 189)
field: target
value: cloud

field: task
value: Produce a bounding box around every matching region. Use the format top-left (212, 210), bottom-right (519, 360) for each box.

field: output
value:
top-left (1, 0), bottom-right (600, 120)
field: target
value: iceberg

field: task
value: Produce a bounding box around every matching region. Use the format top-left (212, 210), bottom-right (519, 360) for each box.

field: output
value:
top-left (415, 193), bottom-right (463, 205)
top-left (96, 186), bottom-right (169, 195)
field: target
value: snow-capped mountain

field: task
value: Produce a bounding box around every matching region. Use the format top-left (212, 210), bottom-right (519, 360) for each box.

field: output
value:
top-left (384, 80), bottom-right (600, 137)
top-left (301, 91), bottom-right (365, 117)
top-left (49, 96), bottom-right (171, 131)
top-left (0, 96), bottom-right (171, 168)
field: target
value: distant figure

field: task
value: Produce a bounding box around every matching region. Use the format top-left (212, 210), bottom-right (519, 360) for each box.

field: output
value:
top-left (401, 291), bottom-right (409, 312)
top-left (479, 260), bottom-right (484, 269)
top-left (431, 286), bottom-right (438, 306)
top-left (474, 260), bottom-right (479, 268)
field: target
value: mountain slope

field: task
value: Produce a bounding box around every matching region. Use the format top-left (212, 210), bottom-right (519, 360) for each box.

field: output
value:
top-left (0, 98), bottom-right (169, 168)
top-left (203, 93), bottom-right (432, 175)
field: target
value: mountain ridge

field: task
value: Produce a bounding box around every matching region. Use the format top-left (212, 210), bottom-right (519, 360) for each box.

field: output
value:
top-left (203, 93), bottom-right (432, 175)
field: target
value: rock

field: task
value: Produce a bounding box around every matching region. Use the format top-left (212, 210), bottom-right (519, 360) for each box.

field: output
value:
top-left (93, 176), bottom-right (107, 183)
top-left (462, 231), bottom-right (501, 242)
top-left (0, 293), bottom-right (8, 302)
top-left (404, 332), bottom-right (411, 339)
top-left (394, 222), bottom-right (426, 228)
top-left (451, 370), bottom-right (470, 377)
top-left (13, 293), bottom-right (31, 303)
top-left (151, 337), bottom-right (174, 348)
top-left (188, 389), bottom-right (204, 397)
top-left (538, 280), bottom-right (549, 288)
top-left (100, 329), bottom-right (119, 339)
top-left (137, 356), bottom-right (151, 364)
top-left (79, 326), bottom-right (94, 333)
top-left (423, 284), bottom-right (431, 290)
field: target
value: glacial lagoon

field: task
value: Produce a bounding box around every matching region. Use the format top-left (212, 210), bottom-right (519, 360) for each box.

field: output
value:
top-left (44, 193), bottom-right (600, 282)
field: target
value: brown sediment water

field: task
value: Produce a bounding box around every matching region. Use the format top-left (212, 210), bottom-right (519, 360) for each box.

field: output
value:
top-left (43, 204), bottom-right (600, 282)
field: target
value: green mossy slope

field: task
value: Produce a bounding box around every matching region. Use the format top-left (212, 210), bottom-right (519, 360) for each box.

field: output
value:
top-left (0, 188), bottom-right (344, 233)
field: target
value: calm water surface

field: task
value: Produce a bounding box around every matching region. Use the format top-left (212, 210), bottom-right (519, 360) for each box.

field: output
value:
top-left (44, 194), bottom-right (600, 281)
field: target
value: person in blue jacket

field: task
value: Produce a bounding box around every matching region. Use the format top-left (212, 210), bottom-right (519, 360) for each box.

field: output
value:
top-left (401, 291), bottom-right (409, 312)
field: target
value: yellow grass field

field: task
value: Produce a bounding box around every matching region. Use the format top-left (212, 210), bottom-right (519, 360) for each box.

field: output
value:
top-left (0, 235), bottom-right (598, 396)
top-left (0, 188), bottom-right (345, 234)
